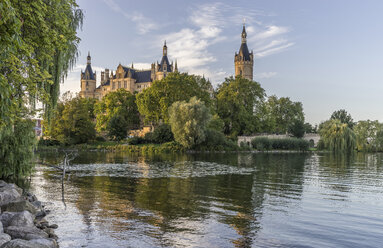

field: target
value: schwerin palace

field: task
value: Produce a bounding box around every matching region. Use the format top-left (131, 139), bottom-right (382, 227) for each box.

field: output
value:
top-left (79, 25), bottom-right (254, 100)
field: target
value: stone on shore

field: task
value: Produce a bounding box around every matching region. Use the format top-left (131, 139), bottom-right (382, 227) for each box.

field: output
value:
top-left (0, 238), bottom-right (58, 248)
top-left (0, 234), bottom-right (11, 246)
top-left (0, 213), bottom-right (17, 228)
top-left (4, 226), bottom-right (48, 240)
top-left (0, 182), bottom-right (22, 207)
top-left (1, 201), bottom-right (38, 215)
top-left (8, 211), bottom-right (34, 228)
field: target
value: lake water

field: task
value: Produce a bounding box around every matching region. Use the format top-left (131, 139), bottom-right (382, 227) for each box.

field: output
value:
top-left (30, 151), bottom-right (383, 247)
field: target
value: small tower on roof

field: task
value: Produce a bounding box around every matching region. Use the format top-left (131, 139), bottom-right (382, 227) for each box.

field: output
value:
top-left (80, 52), bottom-right (97, 98)
top-left (234, 23), bottom-right (254, 81)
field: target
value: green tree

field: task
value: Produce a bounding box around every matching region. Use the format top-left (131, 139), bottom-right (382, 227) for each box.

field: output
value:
top-left (375, 130), bottom-right (383, 151)
top-left (318, 119), bottom-right (356, 152)
top-left (354, 120), bottom-right (382, 151)
top-left (288, 119), bottom-right (305, 138)
top-left (49, 97), bottom-right (96, 145)
top-left (216, 76), bottom-right (265, 137)
top-left (0, 119), bottom-right (36, 179)
top-left (169, 97), bottom-right (211, 148)
top-left (330, 109), bottom-right (355, 129)
top-left (136, 72), bottom-right (212, 124)
top-left (303, 122), bottom-right (315, 133)
top-left (107, 114), bottom-right (128, 141)
top-left (265, 95), bottom-right (305, 134)
top-left (95, 89), bottom-right (140, 132)
top-left (208, 114), bottom-right (225, 132)
top-left (0, 0), bottom-right (83, 178)
top-left (152, 124), bottom-right (174, 143)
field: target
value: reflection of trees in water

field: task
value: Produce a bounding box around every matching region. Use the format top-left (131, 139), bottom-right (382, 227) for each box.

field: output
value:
top-left (37, 151), bottom-right (308, 247)
top-left (316, 152), bottom-right (383, 194)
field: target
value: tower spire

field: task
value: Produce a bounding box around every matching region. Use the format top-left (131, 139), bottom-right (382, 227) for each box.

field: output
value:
top-left (174, 59), bottom-right (178, 72)
top-left (241, 23), bottom-right (247, 43)
top-left (163, 40), bottom-right (167, 56)
top-left (87, 51), bottom-right (91, 65)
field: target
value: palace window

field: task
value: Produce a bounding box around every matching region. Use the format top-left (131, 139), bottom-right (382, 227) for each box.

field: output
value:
top-left (118, 81), bottom-right (121, 88)
top-left (124, 81), bottom-right (127, 88)
top-left (112, 82), bottom-right (115, 90)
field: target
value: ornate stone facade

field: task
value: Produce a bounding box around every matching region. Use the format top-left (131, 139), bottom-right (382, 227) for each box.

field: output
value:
top-left (79, 42), bottom-right (178, 100)
top-left (234, 24), bottom-right (254, 81)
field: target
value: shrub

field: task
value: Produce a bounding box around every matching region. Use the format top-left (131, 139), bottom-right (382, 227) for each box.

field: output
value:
top-left (107, 114), bottom-right (128, 141)
top-left (152, 124), bottom-right (174, 143)
top-left (38, 138), bottom-right (60, 146)
top-left (198, 129), bottom-right (237, 151)
top-left (127, 136), bottom-right (147, 145)
top-left (251, 137), bottom-right (309, 151)
top-left (144, 132), bottom-right (155, 143)
top-left (95, 136), bottom-right (106, 142)
top-left (251, 137), bottom-right (272, 151)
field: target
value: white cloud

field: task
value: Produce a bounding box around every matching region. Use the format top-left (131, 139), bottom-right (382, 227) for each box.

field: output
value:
top-left (255, 72), bottom-right (277, 79)
top-left (157, 2), bottom-right (294, 85)
top-left (247, 24), bottom-right (294, 58)
top-left (102, 0), bottom-right (158, 34)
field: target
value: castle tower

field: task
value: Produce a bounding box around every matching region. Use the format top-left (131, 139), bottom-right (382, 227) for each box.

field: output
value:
top-left (155, 41), bottom-right (173, 80)
top-left (80, 52), bottom-right (97, 98)
top-left (234, 24), bottom-right (254, 81)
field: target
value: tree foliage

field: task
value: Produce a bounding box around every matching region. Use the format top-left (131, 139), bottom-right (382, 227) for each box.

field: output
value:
top-left (330, 109), bottom-right (354, 129)
top-left (95, 89), bottom-right (140, 132)
top-left (0, 0), bottom-right (83, 126)
top-left (318, 119), bottom-right (356, 152)
top-left (107, 114), bottom-right (128, 141)
top-left (169, 97), bottom-right (211, 148)
top-left (354, 120), bottom-right (383, 151)
top-left (48, 97), bottom-right (96, 145)
top-left (288, 119), bottom-right (305, 138)
top-left (0, 119), bottom-right (35, 179)
top-left (0, 0), bottom-right (83, 178)
top-left (216, 76), bottom-right (265, 137)
top-left (136, 72), bottom-right (212, 124)
top-left (259, 95), bottom-right (305, 134)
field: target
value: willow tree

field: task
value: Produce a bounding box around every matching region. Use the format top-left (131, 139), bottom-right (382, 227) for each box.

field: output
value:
top-left (0, 0), bottom-right (83, 126)
top-left (0, 0), bottom-right (83, 178)
top-left (318, 119), bottom-right (356, 152)
top-left (169, 97), bottom-right (211, 149)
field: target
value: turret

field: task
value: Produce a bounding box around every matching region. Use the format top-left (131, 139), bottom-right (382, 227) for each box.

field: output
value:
top-left (80, 52), bottom-right (96, 98)
top-left (234, 23), bottom-right (254, 81)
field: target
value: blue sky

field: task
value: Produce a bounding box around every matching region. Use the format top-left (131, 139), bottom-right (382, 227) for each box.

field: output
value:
top-left (62, 0), bottom-right (383, 125)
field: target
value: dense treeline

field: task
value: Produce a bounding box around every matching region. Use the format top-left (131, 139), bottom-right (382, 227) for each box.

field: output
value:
top-left (317, 109), bottom-right (383, 152)
top-left (45, 73), bottom-right (309, 150)
top-left (0, 0), bottom-right (83, 178)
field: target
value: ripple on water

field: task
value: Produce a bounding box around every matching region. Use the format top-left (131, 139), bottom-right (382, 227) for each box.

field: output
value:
top-left (38, 161), bottom-right (257, 178)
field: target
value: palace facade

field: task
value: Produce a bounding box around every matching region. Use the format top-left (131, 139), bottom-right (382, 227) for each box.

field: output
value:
top-left (79, 42), bottom-right (177, 99)
top-left (80, 24), bottom-right (254, 99)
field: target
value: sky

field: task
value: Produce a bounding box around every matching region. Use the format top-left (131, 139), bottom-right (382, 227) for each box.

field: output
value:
top-left (62, 0), bottom-right (383, 125)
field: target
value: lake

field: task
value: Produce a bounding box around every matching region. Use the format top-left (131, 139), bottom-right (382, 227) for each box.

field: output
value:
top-left (30, 151), bottom-right (383, 247)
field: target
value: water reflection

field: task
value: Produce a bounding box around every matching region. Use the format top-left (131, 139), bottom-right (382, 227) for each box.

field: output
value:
top-left (31, 151), bottom-right (383, 248)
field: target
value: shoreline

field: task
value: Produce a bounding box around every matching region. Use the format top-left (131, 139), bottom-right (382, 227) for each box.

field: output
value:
top-left (0, 181), bottom-right (58, 247)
